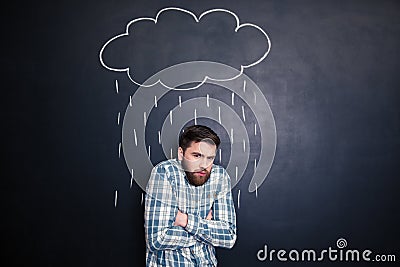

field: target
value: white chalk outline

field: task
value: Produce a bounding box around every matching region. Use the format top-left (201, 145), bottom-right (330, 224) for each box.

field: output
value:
top-left (99, 7), bottom-right (271, 90)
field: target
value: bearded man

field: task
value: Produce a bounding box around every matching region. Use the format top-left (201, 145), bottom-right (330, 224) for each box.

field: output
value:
top-left (144, 125), bottom-right (237, 266)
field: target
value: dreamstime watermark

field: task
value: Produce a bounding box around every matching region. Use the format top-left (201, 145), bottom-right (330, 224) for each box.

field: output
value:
top-left (99, 7), bottom-right (277, 196)
top-left (120, 61), bottom-right (277, 194)
top-left (257, 238), bottom-right (396, 263)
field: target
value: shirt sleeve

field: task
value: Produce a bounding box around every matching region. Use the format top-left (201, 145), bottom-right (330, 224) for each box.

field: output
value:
top-left (144, 164), bottom-right (196, 252)
top-left (184, 168), bottom-right (237, 249)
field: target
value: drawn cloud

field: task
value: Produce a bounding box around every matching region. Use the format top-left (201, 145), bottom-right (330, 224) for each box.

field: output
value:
top-left (99, 7), bottom-right (271, 89)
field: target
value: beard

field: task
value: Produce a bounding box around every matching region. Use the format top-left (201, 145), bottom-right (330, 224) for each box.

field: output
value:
top-left (184, 169), bottom-right (211, 186)
top-left (180, 159), bottom-right (211, 186)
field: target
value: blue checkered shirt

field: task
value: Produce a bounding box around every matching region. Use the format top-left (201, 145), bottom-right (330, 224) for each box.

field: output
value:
top-left (144, 159), bottom-right (237, 266)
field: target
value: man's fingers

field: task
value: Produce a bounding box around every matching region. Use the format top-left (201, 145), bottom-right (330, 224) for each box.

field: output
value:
top-left (206, 209), bottom-right (213, 220)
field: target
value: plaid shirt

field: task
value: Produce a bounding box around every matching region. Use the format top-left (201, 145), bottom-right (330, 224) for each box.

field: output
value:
top-left (144, 159), bottom-right (237, 266)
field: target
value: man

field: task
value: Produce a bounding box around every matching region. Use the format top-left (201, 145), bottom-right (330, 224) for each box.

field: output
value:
top-left (144, 125), bottom-right (237, 266)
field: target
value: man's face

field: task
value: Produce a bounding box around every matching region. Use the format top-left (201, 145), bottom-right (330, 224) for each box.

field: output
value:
top-left (178, 140), bottom-right (217, 186)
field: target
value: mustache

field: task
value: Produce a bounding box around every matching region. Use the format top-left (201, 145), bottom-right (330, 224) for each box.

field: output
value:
top-left (190, 168), bottom-right (208, 173)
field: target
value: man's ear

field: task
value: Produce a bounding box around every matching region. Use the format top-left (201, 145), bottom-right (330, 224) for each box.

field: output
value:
top-left (178, 147), bottom-right (183, 161)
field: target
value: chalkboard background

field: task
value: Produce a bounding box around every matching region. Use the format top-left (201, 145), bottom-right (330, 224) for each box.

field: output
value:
top-left (4, 0), bottom-right (399, 266)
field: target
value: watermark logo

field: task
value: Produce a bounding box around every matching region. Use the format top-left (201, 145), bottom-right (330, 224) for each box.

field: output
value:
top-left (119, 61), bottom-right (276, 194)
top-left (336, 238), bottom-right (347, 249)
top-left (257, 238), bottom-right (396, 262)
top-left (99, 8), bottom-right (277, 197)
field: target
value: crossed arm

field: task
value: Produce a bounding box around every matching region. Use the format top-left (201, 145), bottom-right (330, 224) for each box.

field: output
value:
top-left (144, 165), bottom-right (237, 252)
top-left (173, 209), bottom-right (212, 227)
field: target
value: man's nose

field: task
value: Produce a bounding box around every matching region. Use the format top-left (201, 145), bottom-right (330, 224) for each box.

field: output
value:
top-left (199, 157), bottom-right (211, 169)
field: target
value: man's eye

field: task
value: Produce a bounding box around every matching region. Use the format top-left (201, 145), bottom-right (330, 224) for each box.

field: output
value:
top-left (194, 154), bottom-right (201, 158)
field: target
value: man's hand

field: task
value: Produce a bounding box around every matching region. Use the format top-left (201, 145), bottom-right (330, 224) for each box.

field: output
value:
top-left (173, 210), bottom-right (188, 227)
top-left (174, 209), bottom-right (212, 228)
top-left (206, 209), bottom-right (213, 220)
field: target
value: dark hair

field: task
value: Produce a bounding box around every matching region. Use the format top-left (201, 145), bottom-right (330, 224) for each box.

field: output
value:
top-left (179, 125), bottom-right (220, 152)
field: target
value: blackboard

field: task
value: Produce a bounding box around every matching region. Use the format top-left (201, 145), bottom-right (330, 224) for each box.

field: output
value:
top-left (4, 0), bottom-right (399, 266)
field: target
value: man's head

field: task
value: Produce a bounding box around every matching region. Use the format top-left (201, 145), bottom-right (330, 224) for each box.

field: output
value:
top-left (178, 125), bottom-right (220, 186)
